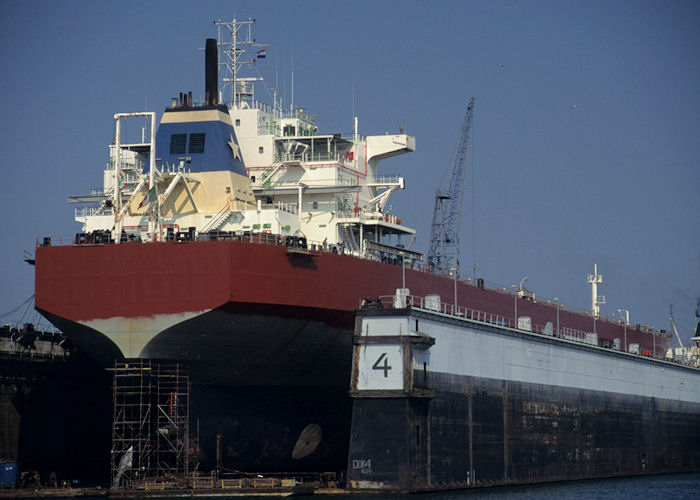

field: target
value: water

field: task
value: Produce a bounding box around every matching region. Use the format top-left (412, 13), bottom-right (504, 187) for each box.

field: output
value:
top-left (408, 473), bottom-right (700, 499)
top-left (313, 473), bottom-right (699, 499)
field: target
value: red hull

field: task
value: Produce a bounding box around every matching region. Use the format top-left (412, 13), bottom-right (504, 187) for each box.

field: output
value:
top-left (35, 239), bottom-right (670, 367)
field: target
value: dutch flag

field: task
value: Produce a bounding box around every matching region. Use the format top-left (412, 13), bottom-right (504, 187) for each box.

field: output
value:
top-left (256, 49), bottom-right (266, 59)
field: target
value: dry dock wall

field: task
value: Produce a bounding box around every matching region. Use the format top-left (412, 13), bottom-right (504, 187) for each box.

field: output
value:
top-left (0, 327), bottom-right (112, 486)
top-left (347, 309), bottom-right (700, 491)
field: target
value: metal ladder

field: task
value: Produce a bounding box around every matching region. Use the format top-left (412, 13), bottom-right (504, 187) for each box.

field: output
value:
top-left (261, 161), bottom-right (284, 189)
top-left (200, 204), bottom-right (235, 234)
top-left (340, 223), bottom-right (359, 254)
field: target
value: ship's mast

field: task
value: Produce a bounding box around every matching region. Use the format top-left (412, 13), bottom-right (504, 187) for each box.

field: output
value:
top-left (587, 263), bottom-right (605, 317)
top-left (213, 17), bottom-right (265, 109)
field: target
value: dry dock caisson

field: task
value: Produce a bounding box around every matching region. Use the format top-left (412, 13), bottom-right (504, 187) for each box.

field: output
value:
top-left (347, 293), bottom-right (700, 492)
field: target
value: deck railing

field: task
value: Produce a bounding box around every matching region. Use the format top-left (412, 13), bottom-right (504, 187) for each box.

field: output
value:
top-left (362, 294), bottom-right (698, 367)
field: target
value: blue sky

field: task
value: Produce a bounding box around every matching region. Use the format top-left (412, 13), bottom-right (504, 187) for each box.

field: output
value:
top-left (1, 0), bottom-right (699, 343)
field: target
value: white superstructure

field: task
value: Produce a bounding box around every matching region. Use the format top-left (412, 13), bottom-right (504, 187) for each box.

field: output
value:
top-left (69, 17), bottom-right (421, 265)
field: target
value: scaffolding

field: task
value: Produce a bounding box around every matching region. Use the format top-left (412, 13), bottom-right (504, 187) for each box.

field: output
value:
top-left (111, 360), bottom-right (195, 488)
top-left (155, 362), bottom-right (191, 476)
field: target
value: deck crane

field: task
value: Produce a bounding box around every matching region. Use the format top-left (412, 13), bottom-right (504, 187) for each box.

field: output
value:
top-left (427, 97), bottom-right (475, 276)
top-left (669, 305), bottom-right (685, 348)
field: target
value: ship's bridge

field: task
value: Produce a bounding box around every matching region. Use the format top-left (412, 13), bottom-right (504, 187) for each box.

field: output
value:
top-left (273, 135), bottom-right (354, 165)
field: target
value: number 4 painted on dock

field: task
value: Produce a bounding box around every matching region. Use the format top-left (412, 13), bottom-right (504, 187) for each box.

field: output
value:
top-left (372, 353), bottom-right (392, 377)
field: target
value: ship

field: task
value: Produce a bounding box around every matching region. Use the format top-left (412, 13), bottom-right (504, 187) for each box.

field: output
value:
top-left (32, 18), bottom-right (699, 491)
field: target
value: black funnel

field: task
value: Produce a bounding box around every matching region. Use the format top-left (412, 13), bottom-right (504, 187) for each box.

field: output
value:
top-left (205, 38), bottom-right (218, 106)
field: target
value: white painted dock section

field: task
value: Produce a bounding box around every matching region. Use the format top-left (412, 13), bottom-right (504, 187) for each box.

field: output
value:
top-left (358, 308), bottom-right (700, 404)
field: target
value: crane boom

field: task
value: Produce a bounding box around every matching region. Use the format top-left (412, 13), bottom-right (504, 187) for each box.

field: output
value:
top-left (427, 97), bottom-right (475, 276)
top-left (670, 305), bottom-right (685, 348)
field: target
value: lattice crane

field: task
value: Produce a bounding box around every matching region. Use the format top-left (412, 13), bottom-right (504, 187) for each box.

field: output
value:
top-left (427, 97), bottom-right (475, 276)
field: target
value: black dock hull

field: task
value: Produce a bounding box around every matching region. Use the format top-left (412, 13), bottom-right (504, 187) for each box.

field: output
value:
top-left (348, 370), bottom-right (700, 491)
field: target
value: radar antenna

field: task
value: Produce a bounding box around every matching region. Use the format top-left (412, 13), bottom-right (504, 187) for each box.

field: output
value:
top-left (427, 97), bottom-right (475, 276)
